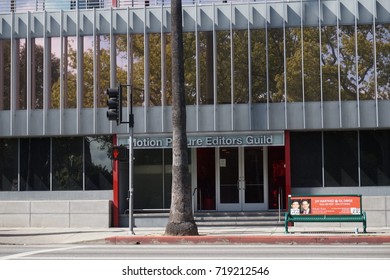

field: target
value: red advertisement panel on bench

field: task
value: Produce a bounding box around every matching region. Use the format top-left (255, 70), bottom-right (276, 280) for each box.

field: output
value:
top-left (289, 196), bottom-right (361, 216)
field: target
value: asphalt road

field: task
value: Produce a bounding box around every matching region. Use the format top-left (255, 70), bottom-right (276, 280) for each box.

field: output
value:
top-left (1, 244), bottom-right (390, 260)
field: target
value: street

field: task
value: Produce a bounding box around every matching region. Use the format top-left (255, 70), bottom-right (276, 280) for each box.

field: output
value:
top-left (1, 244), bottom-right (390, 260)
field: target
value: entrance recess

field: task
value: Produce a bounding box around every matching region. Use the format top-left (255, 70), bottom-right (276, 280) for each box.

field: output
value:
top-left (217, 147), bottom-right (267, 211)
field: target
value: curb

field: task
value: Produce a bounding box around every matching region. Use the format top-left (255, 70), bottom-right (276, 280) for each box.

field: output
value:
top-left (105, 235), bottom-right (390, 245)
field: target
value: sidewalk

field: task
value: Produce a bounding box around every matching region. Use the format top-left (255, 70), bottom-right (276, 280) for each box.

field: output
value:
top-left (1, 226), bottom-right (390, 245)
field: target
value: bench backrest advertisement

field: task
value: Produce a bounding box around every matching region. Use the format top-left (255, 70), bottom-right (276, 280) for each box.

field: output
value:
top-left (289, 195), bottom-right (362, 216)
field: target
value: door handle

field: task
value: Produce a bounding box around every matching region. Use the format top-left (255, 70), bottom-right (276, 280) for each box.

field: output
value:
top-left (237, 179), bottom-right (246, 190)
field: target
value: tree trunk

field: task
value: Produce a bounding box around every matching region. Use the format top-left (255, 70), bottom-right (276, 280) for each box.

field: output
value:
top-left (165, 0), bottom-right (198, 236)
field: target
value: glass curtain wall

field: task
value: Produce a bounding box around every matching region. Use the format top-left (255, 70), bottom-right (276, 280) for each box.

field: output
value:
top-left (0, 4), bottom-right (389, 121)
top-left (0, 136), bottom-right (113, 191)
top-left (291, 130), bottom-right (390, 188)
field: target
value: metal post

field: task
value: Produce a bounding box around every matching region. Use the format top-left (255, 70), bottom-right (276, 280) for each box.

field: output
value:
top-left (128, 86), bottom-right (135, 235)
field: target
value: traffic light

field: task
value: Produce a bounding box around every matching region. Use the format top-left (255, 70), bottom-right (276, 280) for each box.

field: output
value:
top-left (106, 87), bottom-right (121, 124)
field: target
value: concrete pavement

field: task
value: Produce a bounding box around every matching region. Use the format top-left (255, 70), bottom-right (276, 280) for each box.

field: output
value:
top-left (1, 225), bottom-right (390, 245)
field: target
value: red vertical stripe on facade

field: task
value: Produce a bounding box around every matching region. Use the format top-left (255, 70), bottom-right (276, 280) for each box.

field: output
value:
top-left (284, 131), bottom-right (292, 201)
top-left (112, 135), bottom-right (119, 227)
top-left (112, 0), bottom-right (118, 7)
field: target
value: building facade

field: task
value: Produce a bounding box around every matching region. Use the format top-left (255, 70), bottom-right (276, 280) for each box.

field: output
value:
top-left (1, 0), bottom-right (390, 227)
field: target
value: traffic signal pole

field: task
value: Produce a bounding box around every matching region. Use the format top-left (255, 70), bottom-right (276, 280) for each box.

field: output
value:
top-left (128, 86), bottom-right (135, 235)
top-left (106, 83), bottom-right (136, 235)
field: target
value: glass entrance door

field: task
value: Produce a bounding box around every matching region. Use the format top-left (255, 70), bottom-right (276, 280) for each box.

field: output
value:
top-left (218, 147), bottom-right (266, 211)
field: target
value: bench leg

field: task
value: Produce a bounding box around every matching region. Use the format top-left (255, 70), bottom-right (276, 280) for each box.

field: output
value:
top-left (284, 213), bottom-right (289, 233)
top-left (363, 212), bottom-right (367, 233)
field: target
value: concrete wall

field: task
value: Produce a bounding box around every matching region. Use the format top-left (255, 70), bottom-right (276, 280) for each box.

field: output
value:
top-left (0, 200), bottom-right (111, 228)
top-left (363, 196), bottom-right (390, 227)
top-left (1, 196), bottom-right (389, 229)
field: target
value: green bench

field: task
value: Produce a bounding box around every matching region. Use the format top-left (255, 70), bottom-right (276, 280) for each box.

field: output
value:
top-left (285, 194), bottom-right (367, 233)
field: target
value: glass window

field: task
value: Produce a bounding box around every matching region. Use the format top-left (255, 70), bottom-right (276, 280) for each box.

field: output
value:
top-left (303, 27), bottom-right (321, 102)
top-left (199, 31), bottom-right (214, 104)
top-left (321, 26), bottom-right (339, 101)
top-left (131, 34), bottom-right (146, 106)
top-left (290, 132), bottom-right (322, 187)
top-left (339, 25), bottom-right (357, 101)
top-left (82, 36), bottom-right (94, 108)
top-left (184, 32), bottom-right (196, 105)
top-left (64, 36), bottom-right (77, 108)
top-left (134, 149), bottom-right (190, 209)
top-left (217, 30), bottom-right (231, 104)
top-left (285, 27), bottom-right (303, 102)
top-left (134, 149), bottom-right (164, 209)
top-left (17, 38), bottom-right (27, 110)
top-left (49, 37), bottom-right (61, 109)
top-left (20, 138), bottom-right (50, 191)
top-left (97, 35), bottom-right (111, 107)
top-left (233, 30), bottom-right (249, 104)
top-left (116, 34), bottom-right (129, 107)
top-left (163, 149), bottom-right (173, 209)
top-left (357, 25), bottom-right (375, 100)
top-left (52, 137), bottom-right (83, 190)
top-left (250, 29), bottom-right (267, 103)
top-left (164, 33), bottom-right (172, 105)
top-left (32, 38), bottom-right (44, 109)
top-left (324, 131), bottom-right (358, 186)
top-left (85, 136), bottom-right (113, 190)
top-left (268, 28), bottom-right (285, 102)
top-left (360, 131), bottom-right (390, 186)
top-left (0, 40), bottom-right (11, 110)
top-left (0, 139), bottom-right (18, 191)
top-left (148, 33), bottom-right (163, 106)
top-left (376, 24), bottom-right (390, 100)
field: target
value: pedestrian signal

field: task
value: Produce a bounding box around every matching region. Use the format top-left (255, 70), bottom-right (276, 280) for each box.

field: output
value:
top-left (112, 146), bottom-right (128, 161)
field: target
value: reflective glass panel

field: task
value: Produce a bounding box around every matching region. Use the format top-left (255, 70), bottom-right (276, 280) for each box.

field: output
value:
top-left (291, 132), bottom-right (322, 187)
top-left (251, 29), bottom-right (267, 103)
top-left (85, 136), bottom-right (113, 190)
top-left (20, 138), bottom-right (50, 191)
top-left (0, 40), bottom-right (11, 110)
top-left (376, 24), bottom-right (390, 100)
top-left (52, 137), bottom-right (83, 190)
top-left (33, 38), bottom-right (44, 109)
top-left (360, 131), bottom-right (390, 186)
top-left (0, 139), bottom-right (18, 191)
top-left (324, 131), bottom-right (358, 186)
